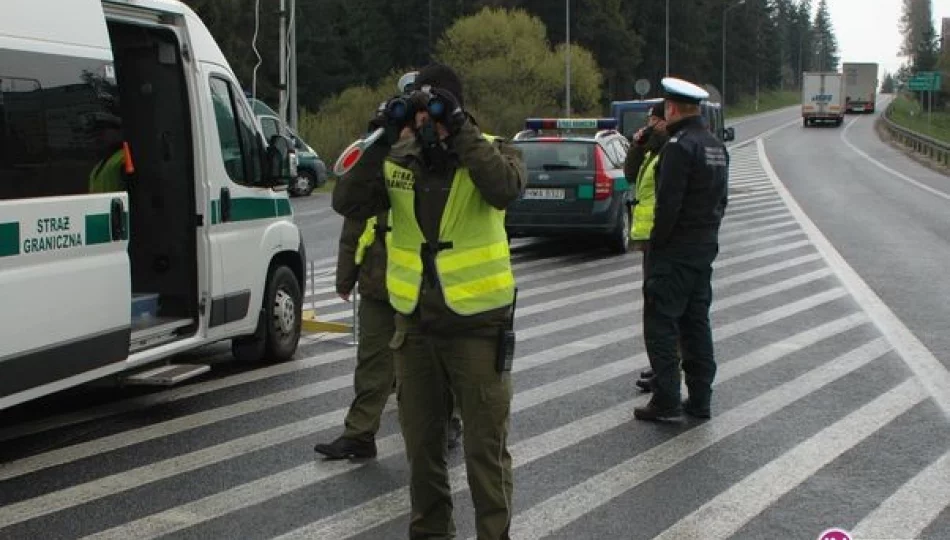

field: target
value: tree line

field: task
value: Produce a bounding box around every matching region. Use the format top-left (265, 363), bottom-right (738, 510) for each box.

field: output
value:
top-left (183, 0), bottom-right (840, 159)
top-left (891, 0), bottom-right (949, 105)
top-left (184, 0), bottom-right (840, 109)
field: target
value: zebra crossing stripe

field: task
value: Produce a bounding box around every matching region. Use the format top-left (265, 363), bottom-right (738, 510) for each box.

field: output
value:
top-left (79, 315), bottom-right (871, 540)
top-left (653, 379), bottom-right (925, 539)
top-left (0, 283), bottom-right (849, 527)
top-left (505, 339), bottom-right (893, 540)
top-left (849, 449), bottom-right (950, 539)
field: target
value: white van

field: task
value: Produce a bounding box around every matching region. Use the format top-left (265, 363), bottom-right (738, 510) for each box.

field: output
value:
top-left (0, 0), bottom-right (306, 411)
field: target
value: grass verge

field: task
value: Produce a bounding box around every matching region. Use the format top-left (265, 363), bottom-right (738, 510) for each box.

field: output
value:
top-left (885, 93), bottom-right (950, 144)
top-left (725, 90), bottom-right (800, 120)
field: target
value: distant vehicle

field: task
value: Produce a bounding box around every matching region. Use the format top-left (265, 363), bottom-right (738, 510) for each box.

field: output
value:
top-left (610, 98), bottom-right (735, 143)
top-left (249, 98), bottom-right (327, 197)
top-left (506, 118), bottom-right (633, 254)
top-left (802, 72), bottom-right (845, 127)
top-left (842, 62), bottom-right (879, 114)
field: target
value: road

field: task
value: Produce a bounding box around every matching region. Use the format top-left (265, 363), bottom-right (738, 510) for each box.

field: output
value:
top-left (0, 105), bottom-right (948, 540)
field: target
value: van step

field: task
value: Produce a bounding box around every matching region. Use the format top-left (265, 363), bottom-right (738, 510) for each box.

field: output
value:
top-left (123, 363), bottom-right (211, 386)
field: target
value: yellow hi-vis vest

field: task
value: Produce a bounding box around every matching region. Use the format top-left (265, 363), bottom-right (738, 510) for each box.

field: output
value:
top-left (355, 213), bottom-right (391, 265)
top-left (382, 145), bottom-right (515, 316)
top-left (631, 151), bottom-right (660, 241)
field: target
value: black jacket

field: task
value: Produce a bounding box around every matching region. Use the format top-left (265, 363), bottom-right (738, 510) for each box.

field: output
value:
top-left (650, 115), bottom-right (729, 249)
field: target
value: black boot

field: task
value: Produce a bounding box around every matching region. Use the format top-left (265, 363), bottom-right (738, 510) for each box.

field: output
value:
top-left (314, 436), bottom-right (377, 460)
top-left (683, 399), bottom-right (711, 419)
top-left (635, 376), bottom-right (654, 392)
top-left (639, 369), bottom-right (654, 379)
top-left (634, 399), bottom-right (682, 422)
top-left (447, 416), bottom-right (463, 450)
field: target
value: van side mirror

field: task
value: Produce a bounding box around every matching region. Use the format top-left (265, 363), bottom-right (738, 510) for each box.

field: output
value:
top-left (722, 127), bottom-right (736, 142)
top-left (265, 134), bottom-right (297, 185)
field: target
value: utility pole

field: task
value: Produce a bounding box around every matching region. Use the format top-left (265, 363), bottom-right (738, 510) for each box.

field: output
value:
top-left (565, 0), bottom-right (571, 117)
top-left (665, 0), bottom-right (670, 76)
top-left (278, 0), bottom-right (287, 122)
top-left (289, 0), bottom-right (297, 129)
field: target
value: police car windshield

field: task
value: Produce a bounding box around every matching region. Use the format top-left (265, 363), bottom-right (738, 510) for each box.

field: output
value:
top-left (513, 141), bottom-right (594, 171)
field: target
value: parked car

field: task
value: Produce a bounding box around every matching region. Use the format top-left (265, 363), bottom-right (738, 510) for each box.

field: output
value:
top-left (506, 118), bottom-right (633, 254)
top-left (249, 98), bottom-right (328, 196)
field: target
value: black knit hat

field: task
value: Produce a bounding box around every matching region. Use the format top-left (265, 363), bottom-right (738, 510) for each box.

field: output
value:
top-left (415, 63), bottom-right (464, 107)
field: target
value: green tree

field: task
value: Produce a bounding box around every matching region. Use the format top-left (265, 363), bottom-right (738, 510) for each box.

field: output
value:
top-left (881, 72), bottom-right (896, 93)
top-left (812, 0), bottom-right (840, 71)
top-left (435, 7), bottom-right (603, 135)
top-left (900, 0), bottom-right (939, 71)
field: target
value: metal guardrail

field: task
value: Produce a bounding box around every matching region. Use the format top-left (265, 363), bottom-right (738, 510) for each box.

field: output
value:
top-left (881, 101), bottom-right (950, 167)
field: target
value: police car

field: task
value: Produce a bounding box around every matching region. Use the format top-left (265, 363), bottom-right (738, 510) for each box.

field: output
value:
top-left (506, 118), bottom-right (633, 254)
top-left (611, 98), bottom-right (736, 143)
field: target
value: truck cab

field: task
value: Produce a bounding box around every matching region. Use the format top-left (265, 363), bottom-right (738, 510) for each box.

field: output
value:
top-left (0, 0), bottom-right (306, 410)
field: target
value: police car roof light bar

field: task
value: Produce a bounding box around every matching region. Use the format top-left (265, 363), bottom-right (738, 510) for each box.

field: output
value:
top-left (524, 118), bottom-right (618, 131)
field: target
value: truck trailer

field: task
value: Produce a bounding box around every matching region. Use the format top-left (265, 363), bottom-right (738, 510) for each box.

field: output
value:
top-left (842, 62), bottom-right (879, 113)
top-left (802, 71), bottom-right (845, 127)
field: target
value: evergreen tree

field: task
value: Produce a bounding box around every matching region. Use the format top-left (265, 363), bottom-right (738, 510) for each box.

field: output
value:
top-left (812, 0), bottom-right (839, 71)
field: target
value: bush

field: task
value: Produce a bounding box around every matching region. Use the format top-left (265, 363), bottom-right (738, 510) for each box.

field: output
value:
top-left (297, 7), bottom-right (605, 169)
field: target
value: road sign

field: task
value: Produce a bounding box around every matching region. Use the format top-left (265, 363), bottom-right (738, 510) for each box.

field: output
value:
top-left (909, 71), bottom-right (941, 91)
top-left (634, 78), bottom-right (650, 98)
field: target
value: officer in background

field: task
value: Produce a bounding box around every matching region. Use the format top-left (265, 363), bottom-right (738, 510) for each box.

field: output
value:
top-left (332, 63), bottom-right (526, 539)
top-left (634, 77), bottom-right (729, 422)
top-left (313, 211), bottom-right (395, 459)
top-left (624, 102), bottom-right (669, 393)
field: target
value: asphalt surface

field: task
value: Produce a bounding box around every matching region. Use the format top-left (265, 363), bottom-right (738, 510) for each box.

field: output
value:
top-left (1, 105), bottom-right (948, 540)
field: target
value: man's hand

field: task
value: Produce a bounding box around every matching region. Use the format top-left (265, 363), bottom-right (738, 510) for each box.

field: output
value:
top-left (339, 291), bottom-right (351, 302)
top-left (428, 88), bottom-right (465, 137)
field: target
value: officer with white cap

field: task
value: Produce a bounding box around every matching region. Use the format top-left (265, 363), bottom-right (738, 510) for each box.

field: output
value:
top-left (634, 76), bottom-right (729, 422)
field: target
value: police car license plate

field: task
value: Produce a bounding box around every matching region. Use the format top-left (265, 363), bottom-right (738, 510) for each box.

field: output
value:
top-left (524, 188), bottom-right (565, 200)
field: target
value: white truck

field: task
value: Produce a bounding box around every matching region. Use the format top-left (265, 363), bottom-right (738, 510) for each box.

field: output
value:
top-left (842, 62), bottom-right (879, 113)
top-left (0, 0), bottom-right (306, 411)
top-left (802, 71), bottom-right (845, 127)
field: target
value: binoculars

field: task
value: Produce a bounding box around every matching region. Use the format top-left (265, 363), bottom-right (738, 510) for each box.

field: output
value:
top-left (382, 89), bottom-right (452, 128)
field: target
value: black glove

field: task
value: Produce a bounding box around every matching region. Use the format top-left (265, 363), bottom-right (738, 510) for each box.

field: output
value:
top-left (428, 88), bottom-right (466, 136)
top-left (368, 112), bottom-right (401, 147)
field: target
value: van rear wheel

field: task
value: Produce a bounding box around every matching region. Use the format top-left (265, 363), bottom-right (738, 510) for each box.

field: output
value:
top-left (607, 206), bottom-right (632, 255)
top-left (232, 265), bottom-right (302, 363)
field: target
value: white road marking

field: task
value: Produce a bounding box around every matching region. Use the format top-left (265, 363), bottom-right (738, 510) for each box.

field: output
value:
top-left (654, 379), bottom-right (925, 539)
top-left (850, 448), bottom-right (950, 540)
top-left (502, 339), bottom-right (894, 540)
top-left (758, 138), bottom-right (950, 418)
top-left (840, 116), bottom-right (950, 202)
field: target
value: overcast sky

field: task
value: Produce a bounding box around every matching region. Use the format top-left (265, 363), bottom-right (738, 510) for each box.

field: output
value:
top-left (828, 0), bottom-right (950, 75)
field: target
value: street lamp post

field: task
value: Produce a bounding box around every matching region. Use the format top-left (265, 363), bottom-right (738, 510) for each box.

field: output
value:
top-left (665, 0), bottom-right (670, 76)
top-left (566, 0), bottom-right (571, 117)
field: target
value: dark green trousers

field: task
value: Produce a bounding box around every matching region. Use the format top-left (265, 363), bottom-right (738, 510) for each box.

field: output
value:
top-left (642, 245), bottom-right (719, 409)
top-left (342, 297), bottom-right (396, 442)
top-left (391, 316), bottom-right (513, 540)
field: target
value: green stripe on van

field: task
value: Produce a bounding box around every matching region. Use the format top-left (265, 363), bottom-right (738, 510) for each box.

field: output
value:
top-left (0, 222), bottom-right (20, 257)
top-left (85, 214), bottom-right (112, 245)
top-left (210, 197), bottom-right (293, 225)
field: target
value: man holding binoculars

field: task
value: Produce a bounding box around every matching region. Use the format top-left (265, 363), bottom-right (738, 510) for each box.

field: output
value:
top-left (332, 63), bottom-right (526, 539)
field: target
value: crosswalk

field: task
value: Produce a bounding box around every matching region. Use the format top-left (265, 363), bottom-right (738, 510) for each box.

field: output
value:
top-left (1, 144), bottom-right (948, 539)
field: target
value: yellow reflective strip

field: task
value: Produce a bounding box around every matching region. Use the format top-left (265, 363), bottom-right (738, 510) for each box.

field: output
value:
top-left (389, 246), bottom-right (423, 272)
top-left (437, 241), bottom-right (510, 273)
top-left (386, 274), bottom-right (419, 301)
top-left (443, 271), bottom-right (515, 301)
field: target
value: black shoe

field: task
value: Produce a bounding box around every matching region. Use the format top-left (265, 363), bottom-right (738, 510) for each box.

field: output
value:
top-left (635, 377), bottom-right (654, 392)
top-left (683, 399), bottom-right (711, 419)
top-left (314, 436), bottom-right (377, 460)
top-left (634, 401), bottom-right (682, 422)
top-left (639, 369), bottom-right (654, 379)
top-left (447, 416), bottom-right (463, 450)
